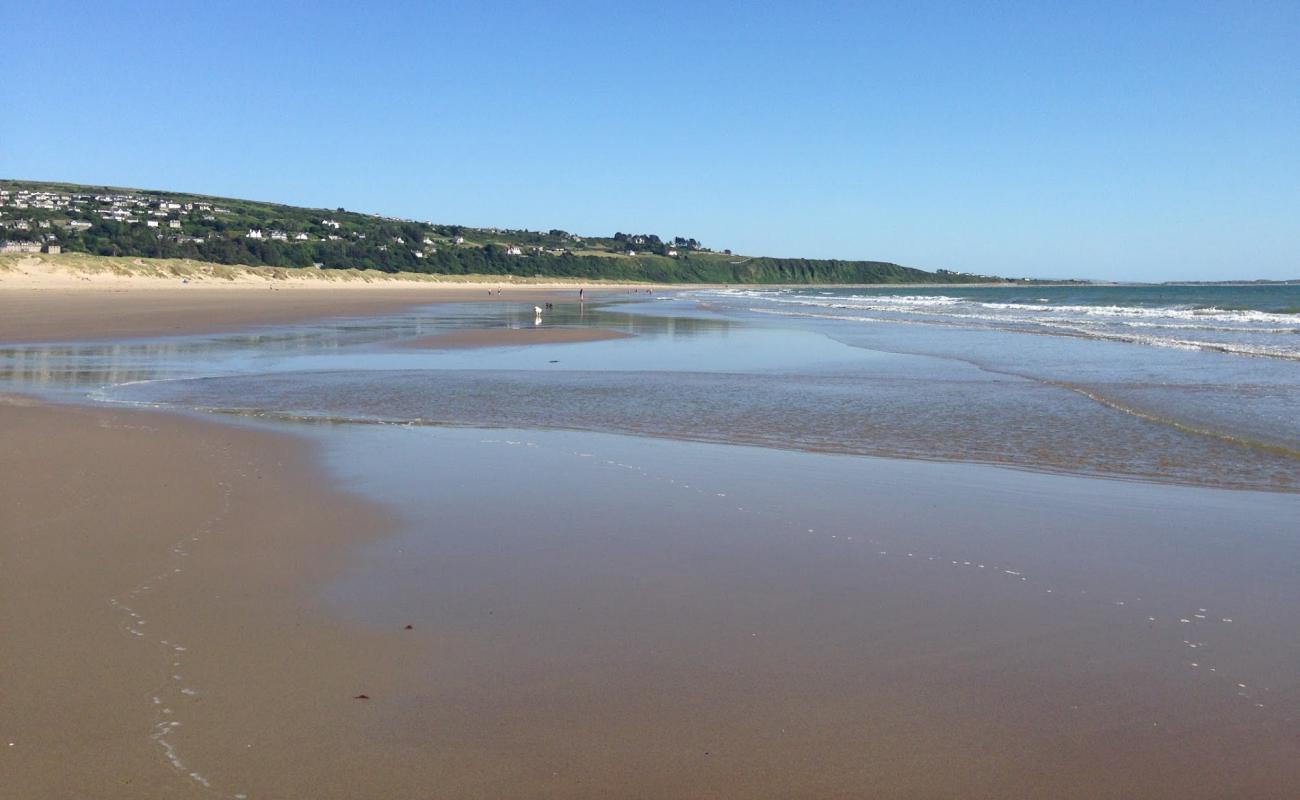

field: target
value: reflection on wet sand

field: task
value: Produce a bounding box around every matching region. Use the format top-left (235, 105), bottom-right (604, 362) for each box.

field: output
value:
top-left (308, 424), bottom-right (1300, 798)
top-left (17, 294), bottom-right (1282, 492)
top-left (0, 301), bottom-right (733, 393)
top-left (5, 294), bottom-right (1298, 797)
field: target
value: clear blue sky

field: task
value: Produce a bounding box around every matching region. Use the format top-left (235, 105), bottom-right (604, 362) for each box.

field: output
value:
top-left (3, 1), bottom-right (1297, 280)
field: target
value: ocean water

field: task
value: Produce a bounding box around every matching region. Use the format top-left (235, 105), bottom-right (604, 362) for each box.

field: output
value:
top-left (704, 284), bottom-right (1300, 360)
top-left (1, 286), bottom-right (1297, 491)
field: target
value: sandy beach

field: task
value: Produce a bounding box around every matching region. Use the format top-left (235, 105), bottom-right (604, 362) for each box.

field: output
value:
top-left (0, 274), bottom-right (641, 797)
top-left (3, 280), bottom-right (1298, 798)
top-left (0, 253), bottom-right (659, 343)
top-left (7, 4), bottom-right (1295, 795)
top-left (0, 397), bottom-right (403, 797)
top-left (7, 395), bottom-right (1298, 799)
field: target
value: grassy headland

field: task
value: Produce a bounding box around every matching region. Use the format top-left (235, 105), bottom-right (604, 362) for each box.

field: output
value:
top-left (1, 179), bottom-right (1035, 284)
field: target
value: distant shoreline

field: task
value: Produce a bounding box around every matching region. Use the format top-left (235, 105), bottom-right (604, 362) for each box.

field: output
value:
top-left (0, 253), bottom-right (1062, 292)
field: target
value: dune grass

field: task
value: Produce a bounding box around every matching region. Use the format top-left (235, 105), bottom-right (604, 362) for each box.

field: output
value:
top-left (0, 253), bottom-right (651, 285)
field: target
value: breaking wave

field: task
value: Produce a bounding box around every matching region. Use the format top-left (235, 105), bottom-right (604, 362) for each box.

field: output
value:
top-left (701, 288), bottom-right (1300, 360)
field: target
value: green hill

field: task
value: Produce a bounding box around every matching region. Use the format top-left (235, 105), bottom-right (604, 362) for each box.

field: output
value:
top-left (0, 179), bottom-right (1017, 284)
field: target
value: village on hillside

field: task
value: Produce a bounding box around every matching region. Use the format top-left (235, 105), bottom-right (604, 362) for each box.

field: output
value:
top-left (0, 180), bottom-right (1002, 284)
top-left (0, 183), bottom-right (711, 263)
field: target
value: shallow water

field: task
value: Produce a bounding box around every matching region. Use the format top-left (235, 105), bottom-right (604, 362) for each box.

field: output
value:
top-left (4, 290), bottom-right (1297, 796)
top-left (2, 291), bottom-right (1297, 491)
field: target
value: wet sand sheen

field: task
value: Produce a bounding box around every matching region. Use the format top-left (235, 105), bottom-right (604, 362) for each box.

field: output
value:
top-left (3, 295), bottom-right (1299, 797)
top-left (8, 393), bottom-right (1295, 797)
top-left (0, 285), bottom-right (620, 344)
top-left (396, 326), bottom-right (634, 349)
top-left (0, 397), bottom-right (434, 798)
top-left (320, 426), bottom-right (1300, 799)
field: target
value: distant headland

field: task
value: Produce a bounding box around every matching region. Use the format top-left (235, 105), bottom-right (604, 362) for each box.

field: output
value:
top-left (0, 179), bottom-right (1051, 285)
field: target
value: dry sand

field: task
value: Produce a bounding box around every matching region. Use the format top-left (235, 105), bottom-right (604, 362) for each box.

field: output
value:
top-left (0, 253), bottom-right (662, 343)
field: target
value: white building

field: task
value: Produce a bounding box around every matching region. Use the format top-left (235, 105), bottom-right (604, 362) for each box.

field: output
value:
top-left (246, 229), bottom-right (264, 239)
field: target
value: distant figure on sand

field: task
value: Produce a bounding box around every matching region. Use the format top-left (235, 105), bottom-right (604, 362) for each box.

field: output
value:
top-left (534, 305), bottom-right (544, 326)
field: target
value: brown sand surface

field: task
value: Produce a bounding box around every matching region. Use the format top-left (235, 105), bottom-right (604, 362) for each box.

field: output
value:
top-left (397, 326), bottom-right (634, 349)
top-left (3, 291), bottom-right (1297, 798)
top-left (0, 252), bottom-right (671, 344)
top-left (317, 427), bottom-right (1300, 799)
top-left (6, 394), bottom-right (1298, 798)
top-left (0, 397), bottom-right (422, 797)
top-left (0, 287), bottom-right (617, 345)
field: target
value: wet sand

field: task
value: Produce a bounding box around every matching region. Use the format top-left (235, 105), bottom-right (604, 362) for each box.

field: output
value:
top-left (8, 398), bottom-right (1295, 798)
top-left (3, 294), bottom-right (1298, 798)
top-left (320, 426), bottom-right (1300, 799)
top-left (397, 326), bottom-right (634, 349)
top-left (0, 286), bottom-right (613, 344)
top-left (0, 397), bottom-right (414, 797)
